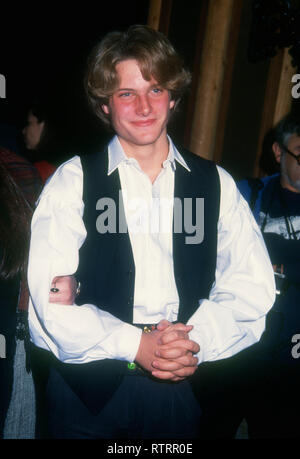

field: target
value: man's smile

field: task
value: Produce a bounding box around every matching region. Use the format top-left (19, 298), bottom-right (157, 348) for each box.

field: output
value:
top-left (131, 119), bottom-right (156, 127)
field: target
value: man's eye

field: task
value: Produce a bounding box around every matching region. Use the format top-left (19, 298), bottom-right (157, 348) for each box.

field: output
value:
top-left (119, 92), bottom-right (132, 97)
top-left (152, 88), bottom-right (163, 94)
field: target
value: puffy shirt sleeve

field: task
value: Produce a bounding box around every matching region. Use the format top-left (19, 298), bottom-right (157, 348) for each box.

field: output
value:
top-left (28, 156), bottom-right (142, 364)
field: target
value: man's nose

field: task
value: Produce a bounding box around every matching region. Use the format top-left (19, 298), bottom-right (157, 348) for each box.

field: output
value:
top-left (136, 95), bottom-right (152, 116)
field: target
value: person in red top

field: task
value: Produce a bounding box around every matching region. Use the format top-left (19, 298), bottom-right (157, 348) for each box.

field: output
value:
top-left (0, 146), bottom-right (42, 438)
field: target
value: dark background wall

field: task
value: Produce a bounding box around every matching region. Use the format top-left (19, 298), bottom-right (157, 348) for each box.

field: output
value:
top-left (1, 1), bottom-right (299, 179)
top-left (0, 2), bottom-right (150, 161)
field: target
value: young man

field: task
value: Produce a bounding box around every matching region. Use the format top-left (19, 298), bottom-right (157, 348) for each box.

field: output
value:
top-left (28, 25), bottom-right (275, 439)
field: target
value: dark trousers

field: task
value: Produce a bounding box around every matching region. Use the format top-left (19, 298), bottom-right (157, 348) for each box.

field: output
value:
top-left (194, 344), bottom-right (300, 439)
top-left (29, 344), bottom-right (51, 438)
top-left (45, 365), bottom-right (203, 439)
top-left (244, 363), bottom-right (300, 438)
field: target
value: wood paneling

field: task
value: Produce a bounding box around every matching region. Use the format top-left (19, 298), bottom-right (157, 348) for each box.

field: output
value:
top-left (254, 48), bottom-right (295, 177)
top-left (188, 0), bottom-right (235, 160)
top-left (147, 0), bottom-right (162, 30)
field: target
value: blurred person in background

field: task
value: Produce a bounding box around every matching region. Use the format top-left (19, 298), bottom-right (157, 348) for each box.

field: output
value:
top-left (236, 112), bottom-right (300, 438)
top-left (202, 113), bottom-right (300, 439)
top-left (22, 101), bottom-right (57, 182)
top-left (0, 158), bottom-right (35, 438)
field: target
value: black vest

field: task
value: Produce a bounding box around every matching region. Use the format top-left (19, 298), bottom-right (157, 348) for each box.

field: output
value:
top-left (53, 145), bottom-right (220, 414)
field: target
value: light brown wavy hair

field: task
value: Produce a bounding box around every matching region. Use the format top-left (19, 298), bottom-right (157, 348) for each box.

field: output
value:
top-left (84, 24), bottom-right (192, 129)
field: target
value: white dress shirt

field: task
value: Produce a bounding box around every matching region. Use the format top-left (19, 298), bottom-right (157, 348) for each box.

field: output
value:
top-left (28, 135), bottom-right (275, 365)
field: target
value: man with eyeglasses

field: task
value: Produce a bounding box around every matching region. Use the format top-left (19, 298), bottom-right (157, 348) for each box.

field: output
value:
top-left (212, 113), bottom-right (300, 439)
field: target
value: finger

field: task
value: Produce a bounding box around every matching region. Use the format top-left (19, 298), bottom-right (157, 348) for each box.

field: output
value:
top-left (171, 365), bottom-right (198, 378)
top-left (157, 322), bottom-right (193, 335)
top-left (49, 288), bottom-right (73, 305)
top-left (158, 337), bottom-right (200, 354)
top-left (49, 275), bottom-right (77, 305)
top-left (49, 296), bottom-right (65, 304)
top-left (172, 323), bottom-right (193, 331)
top-left (152, 359), bottom-right (184, 372)
top-left (156, 343), bottom-right (200, 360)
top-left (158, 330), bottom-right (190, 345)
top-left (49, 292), bottom-right (58, 303)
top-left (174, 354), bottom-right (199, 367)
top-left (158, 323), bottom-right (194, 343)
top-left (156, 319), bottom-right (172, 331)
top-left (51, 276), bottom-right (60, 285)
top-left (152, 355), bottom-right (198, 371)
top-left (156, 346), bottom-right (188, 359)
top-left (49, 293), bottom-right (72, 305)
top-left (50, 276), bottom-right (61, 289)
top-left (164, 323), bottom-right (193, 334)
top-left (152, 364), bottom-right (198, 381)
top-left (151, 370), bottom-right (185, 381)
top-left (50, 277), bottom-right (60, 293)
top-left (156, 346), bottom-right (199, 361)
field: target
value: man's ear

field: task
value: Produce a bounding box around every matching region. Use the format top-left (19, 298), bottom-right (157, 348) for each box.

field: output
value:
top-left (102, 104), bottom-right (110, 115)
top-left (272, 142), bottom-right (282, 164)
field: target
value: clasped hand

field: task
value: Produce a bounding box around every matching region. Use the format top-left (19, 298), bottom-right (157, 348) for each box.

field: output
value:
top-left (135, 320), bottom-right (200, 382)
top-left (49, 277), bottom-right (200, 382)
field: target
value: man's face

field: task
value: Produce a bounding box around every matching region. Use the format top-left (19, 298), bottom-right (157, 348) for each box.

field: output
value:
top-left (280, 133), bottom-right (300, 193)
top-left (102, 59), bottom-right (175, 153)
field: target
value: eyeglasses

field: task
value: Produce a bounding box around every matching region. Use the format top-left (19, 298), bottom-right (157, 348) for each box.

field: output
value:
top-left (281, 145), bottom-right (300, 165)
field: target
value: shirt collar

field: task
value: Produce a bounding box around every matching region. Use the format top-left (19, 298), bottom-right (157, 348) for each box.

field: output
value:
top-left (107, 135), bottom-right (191, 175)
